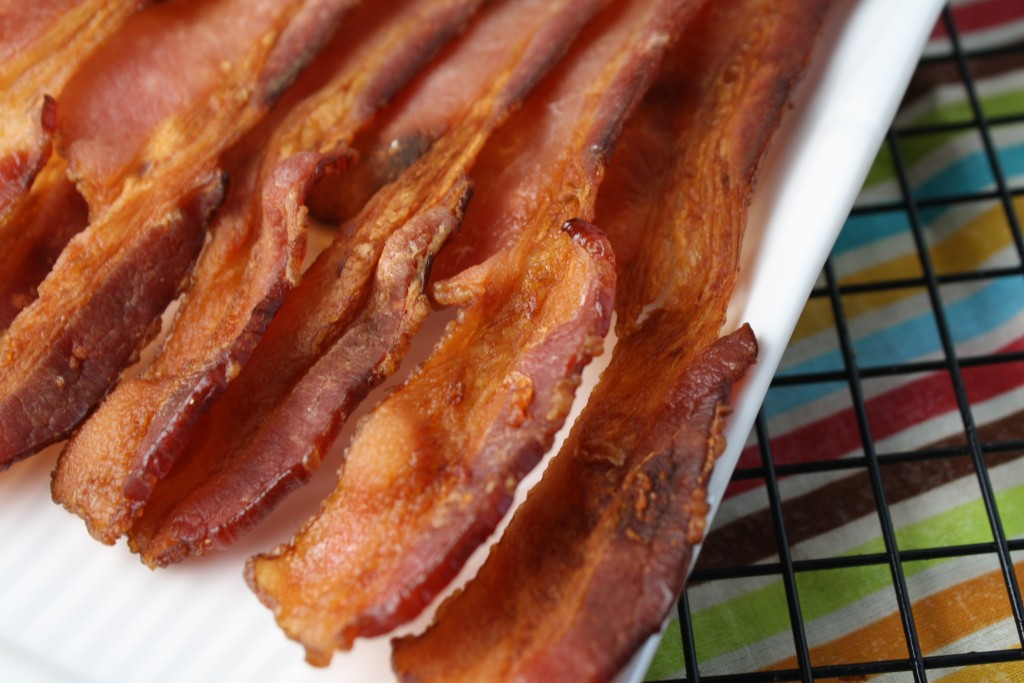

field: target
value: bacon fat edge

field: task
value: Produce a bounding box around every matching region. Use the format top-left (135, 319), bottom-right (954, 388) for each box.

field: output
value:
top-left (245, 0), bottom-right (707, 666)
top-left (391, 1), bottom-right (835, 680)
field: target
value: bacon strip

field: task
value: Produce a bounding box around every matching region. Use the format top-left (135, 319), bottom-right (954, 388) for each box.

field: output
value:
top-left (0, 158), bottom-right (87, 330)
top-left (245, 0), bottom-right (707, 665)
top-left (0, 1), bottom-right (142, 326)
top-left (0, 0), bottom-right (141, 224)
top-left (127, 0), bottom-right (611, 570)
top-left (306, 0), bottom-right (603, 225)
top-left (0, 0), bottom-right (359, 470)
top-left (51, 0), bottom-right (484, 545)
top-left (395, 327), bottom-right (757, 683)
top-left (391, 1), bottom-right (832, 680)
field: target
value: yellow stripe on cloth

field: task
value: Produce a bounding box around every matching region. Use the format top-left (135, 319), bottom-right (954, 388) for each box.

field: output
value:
top-left (790, 196), bottom-right (1024, 344)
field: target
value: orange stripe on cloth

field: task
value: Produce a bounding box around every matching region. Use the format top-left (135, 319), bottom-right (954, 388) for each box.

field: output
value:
top-left (934, 660), bottom-right (1024, 683)
top-left (767, 561), bottom-right (1022, 672)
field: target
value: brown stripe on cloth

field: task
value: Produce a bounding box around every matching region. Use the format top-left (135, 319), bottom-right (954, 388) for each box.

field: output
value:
top-left (696, 409), bottom-right (1024, 571)
top-left (900, 49), bottom-right (1024, 109)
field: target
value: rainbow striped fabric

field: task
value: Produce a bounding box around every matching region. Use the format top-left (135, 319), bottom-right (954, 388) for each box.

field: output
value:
top-left (645, 1), bottom-right (1024, 680)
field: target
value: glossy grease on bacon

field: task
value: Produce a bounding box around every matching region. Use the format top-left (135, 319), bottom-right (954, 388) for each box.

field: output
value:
top-left (246, 0), bottom-right (708, 664)
top-left (392, 1), bottom-right (832, 680)
top-left (126, 0), bottom-right (608, 568)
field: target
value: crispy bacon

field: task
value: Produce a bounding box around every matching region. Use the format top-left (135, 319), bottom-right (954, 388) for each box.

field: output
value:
top-left (245, 0), bottom-right (707, 665)
top-left (128, 0), bottom-right (611, 569)
top-left (0, 0), bottom-right (141, 224)
top-left (52, 0), bottom-right (485, 545)
top-left (393, 326), bottom-right (756, 683)
top-left (55, 0), bottom-right (357, 210)
top-left (306, 0), bottom-right (606, 225)
top-left (0, 1), bottom-right (141, 324)
top-left (0, 0), bottom-right (360, 470)
top-left (0, 157), bottom-right (87, 330)
top-left (391, 1), bottom-right (832, 680)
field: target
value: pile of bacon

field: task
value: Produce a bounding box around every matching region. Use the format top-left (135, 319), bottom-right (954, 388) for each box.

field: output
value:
top-left (0, 0), bottom-right (835, 679)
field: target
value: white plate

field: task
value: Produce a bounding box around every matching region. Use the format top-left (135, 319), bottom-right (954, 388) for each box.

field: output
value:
top-left (0, 1), bottom-right (947, 681)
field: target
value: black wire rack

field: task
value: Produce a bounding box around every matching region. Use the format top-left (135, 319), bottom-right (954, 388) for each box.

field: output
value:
top-left (653, 6), bottom-right (1024, 682)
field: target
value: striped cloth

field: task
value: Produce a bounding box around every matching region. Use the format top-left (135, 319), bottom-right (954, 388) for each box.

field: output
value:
top-left (645, 1), bottom-right (1024, 681)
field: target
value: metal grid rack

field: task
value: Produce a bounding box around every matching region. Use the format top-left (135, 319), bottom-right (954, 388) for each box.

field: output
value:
top-left (658, 6), bottom-right (1024, 682)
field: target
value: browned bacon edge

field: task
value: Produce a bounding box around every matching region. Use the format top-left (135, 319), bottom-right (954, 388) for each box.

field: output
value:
top-left (125, 0), bottom-right (609, 568)
top-left (311, 0), bottom-right (611, 227)
top-left (391, 0), bottom-right (833, 679)
top-left (336, 219), bottom-right (616, 638)
top-left (245, 221), bottom-right (615, 665)
top-left (128, 0), bottom-right (485, 529)
top-left (243, 0), bottom-right (707, 665)
top-left (0, 2), bottom-right (145, 325)
top-left (52, 0), bottom-right (485, 545)
top-left (0, 0), bottom-right (358, 470)
top-left (0, 96), bottom-right (56, 224)
top-left (0, 156), bottom-right (88, 330)
top-left (0, 1), bottom-right (143, 224)
top-left (393, 326), bottom-right (756, 683)
top-left (132, 180), bottom-right (471, 565)
top-left (0, 173), bottom-right (225, 470)
top-left (124, 155), bottom-right (343, 502)
top-left (50, 151), bottom-right (343, 541)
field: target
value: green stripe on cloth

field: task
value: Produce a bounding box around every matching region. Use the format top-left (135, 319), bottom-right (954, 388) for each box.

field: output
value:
top-left (863, 86), bottom-right (1024, 188)
top-left (645, 617), bottom-right (686, 680)
top-left (645, 481), bottom-right (1024, 679)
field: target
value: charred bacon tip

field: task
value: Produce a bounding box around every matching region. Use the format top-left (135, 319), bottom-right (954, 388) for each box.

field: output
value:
top-left (41, 95), bottom-right (57, 135)
top-left (561, 217), bottom-right (612, 261)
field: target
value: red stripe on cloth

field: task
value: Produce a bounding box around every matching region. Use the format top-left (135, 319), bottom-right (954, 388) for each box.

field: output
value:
top-left (728, 334), bottom-right (1024, 496)
top-left (930, 0), bottom-right (1024, 41)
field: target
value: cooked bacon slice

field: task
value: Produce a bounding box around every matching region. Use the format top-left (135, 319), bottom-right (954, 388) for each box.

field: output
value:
top-left (306, 0), bottom-right (603, 225)
top-left (55, 0), bottom-right (357, 210)
top-left (49, 150), bottom-right (339, 543)
top-left (51, 0), bottom-right (485, 546)
top-left (0, 1), bottom-right (141, 324)
top-left (127, 0), bottom-right (610, 570)
top-left (0, 0), bottom-right (141, 224)
top-left (0, 157), bottom-right (87, 330)
top-left (391, 2), bottom-right (832, 680)
top-left (245, 0), bottom-right (707, 665)
top-left (394, 326), bottom-right (757, 683)
top-left (0, 0), bottom-right (359, 470)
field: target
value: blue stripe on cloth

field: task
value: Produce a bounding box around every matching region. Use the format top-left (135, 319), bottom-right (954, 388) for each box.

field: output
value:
top-left (768, 275), bottom-right (1024, 418)
top-left (832, 141), bottom-right (1024, 256)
